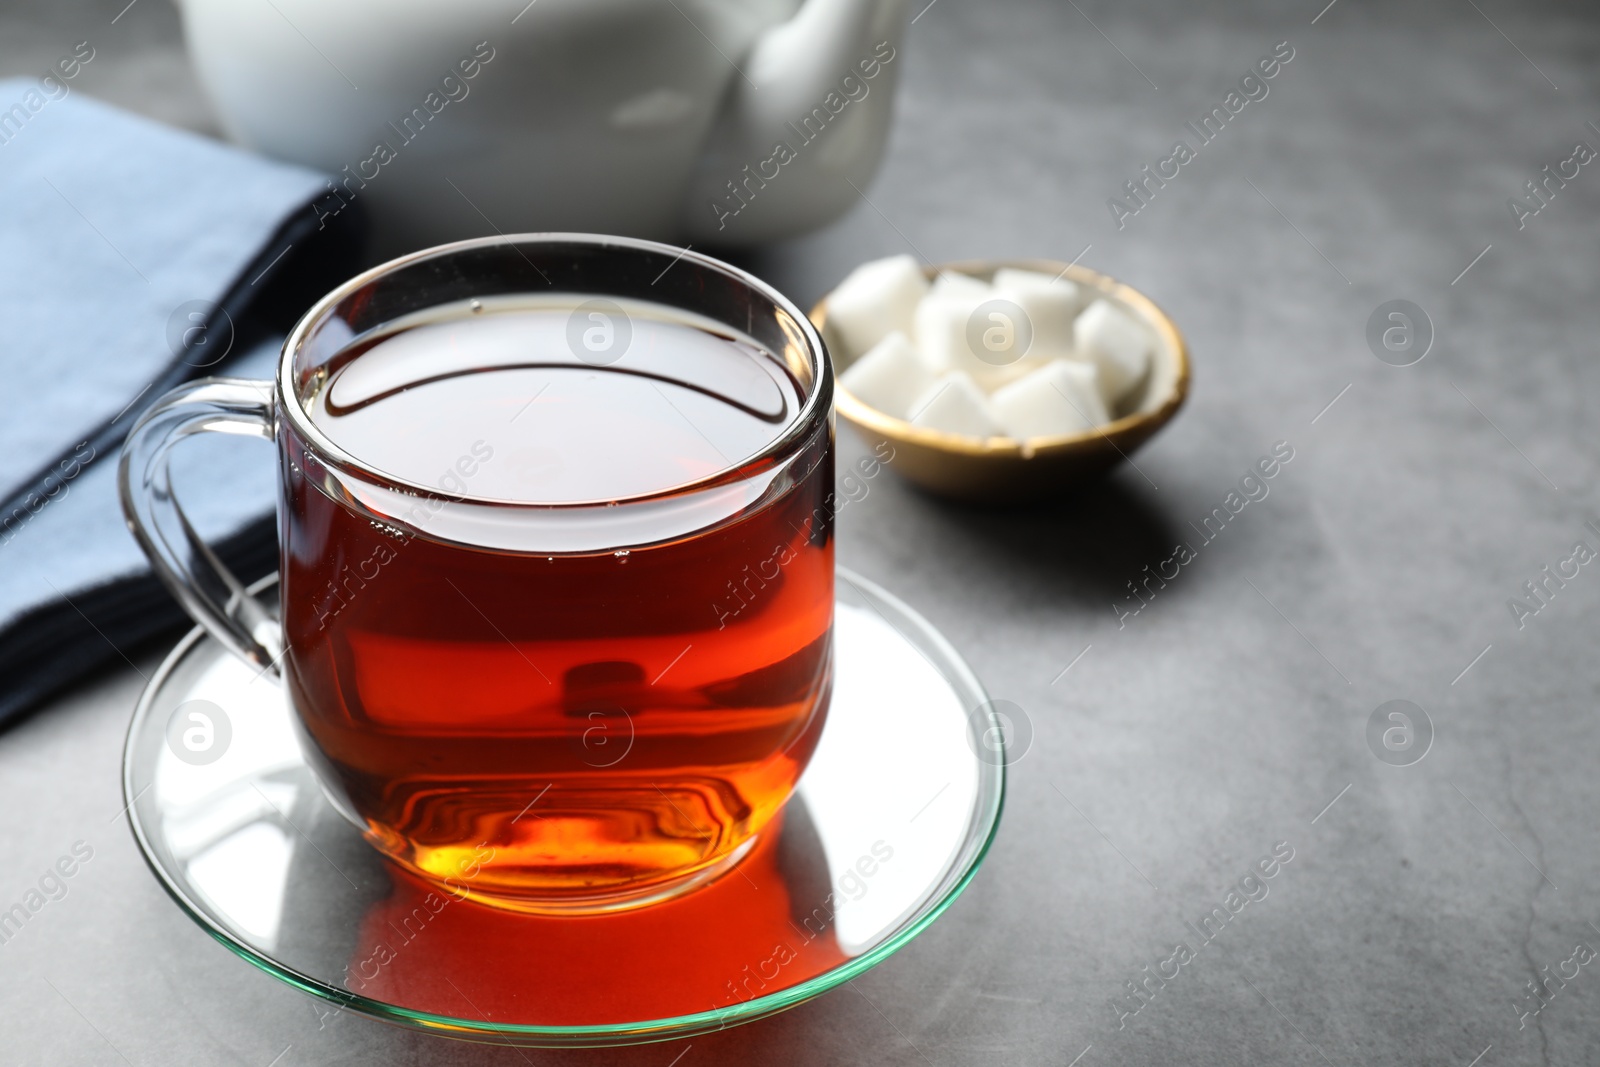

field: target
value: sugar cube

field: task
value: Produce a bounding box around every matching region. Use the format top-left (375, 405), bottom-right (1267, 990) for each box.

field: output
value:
top-left (914, 288), bottom-right (975, 376)
top-left (1073, 299), bottom-right (1152, 405)
top-left (992, 268), bottom-right (1085, 356)
top-left (914, 285), bottom-right (1030, 390)
top-left (991, 359), bottom-right (1110, 440)
top-left (985, 355), bottom-right (1054, 391)
top-left (825, 254), bottom-right (930, 362)
top-left (929, 271), bottom-right (990, 300)
top-left (838, 331), bottom-right (936, 420)
top-left (908, 372), bottom-right (1006, 438)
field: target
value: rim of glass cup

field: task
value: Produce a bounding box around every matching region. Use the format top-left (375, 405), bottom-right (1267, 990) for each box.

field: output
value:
top-left (277, 232), bottom-right (833, 512)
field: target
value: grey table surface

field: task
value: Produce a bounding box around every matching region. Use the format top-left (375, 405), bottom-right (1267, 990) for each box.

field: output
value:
top-left (5, 0), bottom-right (1600, 1064)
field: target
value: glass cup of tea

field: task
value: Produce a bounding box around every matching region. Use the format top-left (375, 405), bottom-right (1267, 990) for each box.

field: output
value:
top-left (120, 234), bottom-right (835, 914)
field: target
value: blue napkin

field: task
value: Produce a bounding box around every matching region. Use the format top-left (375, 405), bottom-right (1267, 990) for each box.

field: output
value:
top-left (0, 78), bottom-right (364, 725)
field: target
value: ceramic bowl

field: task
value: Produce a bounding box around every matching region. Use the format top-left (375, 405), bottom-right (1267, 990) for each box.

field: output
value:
top-left (810, 259), bottom-right (1190, 504)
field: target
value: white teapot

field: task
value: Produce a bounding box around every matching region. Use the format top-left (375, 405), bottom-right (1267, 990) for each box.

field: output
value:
top-left (176, 0), bottom-right (910, 253)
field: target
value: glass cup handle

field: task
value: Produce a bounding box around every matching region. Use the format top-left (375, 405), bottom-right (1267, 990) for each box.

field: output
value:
top-left (118, 378), bottom-right (284, 674)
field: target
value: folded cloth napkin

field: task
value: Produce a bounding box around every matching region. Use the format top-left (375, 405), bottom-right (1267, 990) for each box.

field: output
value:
top-left (0, 77), bottom-right (364, 726)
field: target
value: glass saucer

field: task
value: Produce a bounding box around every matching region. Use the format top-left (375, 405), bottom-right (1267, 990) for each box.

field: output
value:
top-left (122, 568), bottom-right (1005, 1048)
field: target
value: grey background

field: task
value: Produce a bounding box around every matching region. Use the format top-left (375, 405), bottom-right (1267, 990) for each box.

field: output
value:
top-left (4, 0), bottom-right (1600, 1063)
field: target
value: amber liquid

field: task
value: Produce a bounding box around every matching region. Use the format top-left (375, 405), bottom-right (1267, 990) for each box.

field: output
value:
top-left (280, 299), bottom-right (833, 910)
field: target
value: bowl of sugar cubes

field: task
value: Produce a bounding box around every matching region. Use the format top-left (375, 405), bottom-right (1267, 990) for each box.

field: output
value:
top-left (812, 256), bottom-right (1189, 503)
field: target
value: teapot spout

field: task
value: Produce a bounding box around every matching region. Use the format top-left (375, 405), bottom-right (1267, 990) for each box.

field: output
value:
top-left (680, 0), bottom-right (910, 246)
